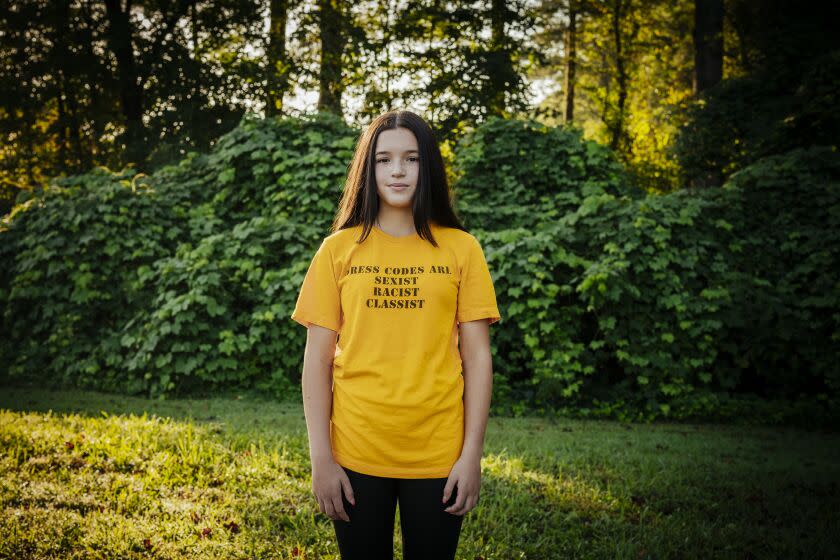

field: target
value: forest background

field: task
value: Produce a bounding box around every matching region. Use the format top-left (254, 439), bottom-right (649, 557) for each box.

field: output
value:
top-left (2, 0), bottom-right (839, 426)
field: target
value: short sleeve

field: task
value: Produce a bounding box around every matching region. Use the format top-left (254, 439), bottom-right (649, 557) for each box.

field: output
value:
top-left (457, 236), bottom-right (501, 325)
top-left (290, 240), bottom-right (342, 332)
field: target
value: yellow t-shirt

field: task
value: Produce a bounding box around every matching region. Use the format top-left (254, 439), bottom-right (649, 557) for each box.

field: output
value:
top-left (290, 220), bottom-right (501, 478)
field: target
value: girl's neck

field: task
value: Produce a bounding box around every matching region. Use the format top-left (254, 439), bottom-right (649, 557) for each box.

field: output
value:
top-left (376, 209), bottom-right (416, 237)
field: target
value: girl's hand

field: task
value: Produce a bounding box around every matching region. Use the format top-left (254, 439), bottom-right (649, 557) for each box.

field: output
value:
top-left (442, 454), bottom-right (481, 516)
top-left (311, 456), bottom-right (355, 522)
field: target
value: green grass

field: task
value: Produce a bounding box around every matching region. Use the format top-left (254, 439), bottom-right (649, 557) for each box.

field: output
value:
top-left (1, 386), bottom-right (838, 559)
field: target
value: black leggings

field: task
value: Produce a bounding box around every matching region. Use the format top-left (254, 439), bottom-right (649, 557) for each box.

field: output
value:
top-left (332, 466), bottom-right (465, 560)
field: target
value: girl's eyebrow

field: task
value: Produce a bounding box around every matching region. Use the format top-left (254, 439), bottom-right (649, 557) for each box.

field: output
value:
top-left (375, 149), bottom-right (419, 155)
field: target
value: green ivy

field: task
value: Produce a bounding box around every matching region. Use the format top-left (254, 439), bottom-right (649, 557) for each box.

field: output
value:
top-left (451, 119), bottom-right (839, 424)
top-left (0, 112), bottom-right (356, 400)
top-left (1, 113), bottom-right (838, 426)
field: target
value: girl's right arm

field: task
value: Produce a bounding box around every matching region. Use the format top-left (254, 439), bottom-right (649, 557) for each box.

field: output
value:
top-left (301, 324), bottom-right (355, 521)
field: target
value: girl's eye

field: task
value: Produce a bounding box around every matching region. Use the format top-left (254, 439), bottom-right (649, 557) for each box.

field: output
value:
top-left (376, 157), bottom-right (419, 163)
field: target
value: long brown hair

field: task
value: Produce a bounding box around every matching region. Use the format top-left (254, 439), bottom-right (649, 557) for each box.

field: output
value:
top-left (330, 110), bottom-right (466, 247)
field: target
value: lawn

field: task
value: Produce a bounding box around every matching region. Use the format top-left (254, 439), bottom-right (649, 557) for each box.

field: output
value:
top-left (1, 386), bottom-right (837, 559)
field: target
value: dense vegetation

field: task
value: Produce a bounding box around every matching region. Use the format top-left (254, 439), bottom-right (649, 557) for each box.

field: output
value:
top-left (5, 1), bottom-right (839, 210)
top-left (2, 113), bottom-right (837, 426)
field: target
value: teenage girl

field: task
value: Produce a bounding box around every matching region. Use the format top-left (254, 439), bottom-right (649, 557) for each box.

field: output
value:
top-left (291, 109), bottom-right (501, 560)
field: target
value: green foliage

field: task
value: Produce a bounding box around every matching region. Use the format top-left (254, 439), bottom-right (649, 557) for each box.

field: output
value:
top-left (451, 118), bottom-right (839, 423)
top-left (719, 147), bottom-right (840, 397)
top-left (578, 189), bottom-right (749, 416)
top-left (674, 50), bottom-right (840, 186)
top-left (1, 112), bottom-right (357, 400)
top-left (673, 76), bottom-right (789, 185)
top-left (0, 168), bottom-right (183, 391)
top-left (789, 50), bottom-right (840, 149)
top-left (2, 114), bottom-right (838, 426)
top-left (452, 116), bottom-right (639, 231)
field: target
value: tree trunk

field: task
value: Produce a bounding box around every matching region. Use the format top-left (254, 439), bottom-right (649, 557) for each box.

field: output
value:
top-left (690, 0), bottom-right (724, 188)
top-left (267, 0), bottom-right (291, 117)
top-left (54, 0), bottom-right (85, 172)
top-left (317, 0), bottom-right (343, 116)
top-left (103, 0), bottom-right (195, 168)
top-left (488, 0), bottom-right (508, 117)
top-left (610, 0), bottom-right (627, 151)
top-left (563, 0), bottom-right (578, 123)
top-left (57, 70), bottom-right (68, 170)
top-left (79, 0), bottom-right (102, 166)
top-left (65, 85), bottom-right (85, 172)
top-left (693, 0), bottom-right (723, 94)
top-left (103, 0), bottom-right (148, 168)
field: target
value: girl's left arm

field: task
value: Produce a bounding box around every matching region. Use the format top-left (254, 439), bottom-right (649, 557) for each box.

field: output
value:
top-left (442, 318), bottom-right (493, 515)
top-left (459, 318), bottom-right (494, 462)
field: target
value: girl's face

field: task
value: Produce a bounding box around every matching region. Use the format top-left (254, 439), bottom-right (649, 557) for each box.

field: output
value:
top-left (374, 127), bottom-right (420, 210)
